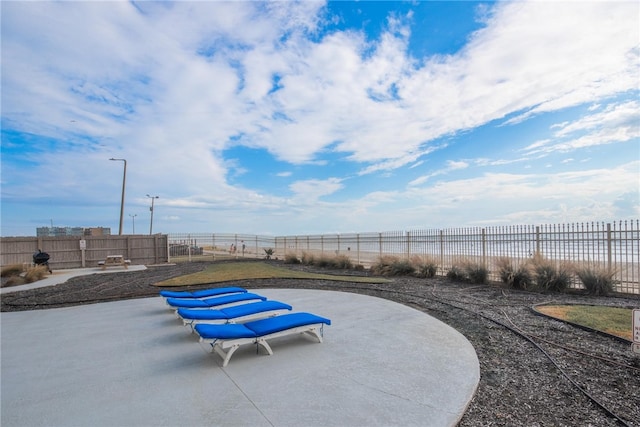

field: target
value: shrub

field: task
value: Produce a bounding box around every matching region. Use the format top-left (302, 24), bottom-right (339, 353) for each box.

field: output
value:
top-left (370, 255), bottom-right (398, 276)
top-left (332, 254), bottom-right (353, 270)
top-left (496, 257), bottom-right (515, 284)
top-left (531, 257), bottom-right (573, 293)
top-left (411, 256), bottom-right (438, 278)
top-left (446, 264), bottom-right (466, 281)
top-left (1, 264), bottom-right (24, 277)
top-left (391, 259), bottom-right (415, 276)
top-left (464, 261), bottom-right (488, 284)
top-left (371, 256), bottom-right (415, 277)
top-left (284, 253), bottom-right (300, 264)
top-left (314, 255), bottom-right (333, 268)
top-left (3, 275), bottom-right (26, 286)
top-left (512, 265), bottom-right (533, 290)
top-left (576, 266), bottom-right (616, 296)
top-left (23, 265), bottom-right (48, 283)
top-left (300, 252), bottom-right (315, 265)
top-left (496, 257), bottom-right (532, 290)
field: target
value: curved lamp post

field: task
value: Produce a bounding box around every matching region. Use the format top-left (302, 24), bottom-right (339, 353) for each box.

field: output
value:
top-left (109, 158), bottom-right (127, 235)
top-left (146, 194), bottom-right (159, 235)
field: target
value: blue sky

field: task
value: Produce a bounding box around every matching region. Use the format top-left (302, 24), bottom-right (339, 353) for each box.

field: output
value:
top-left (1, 1), bottom-right (639, 237)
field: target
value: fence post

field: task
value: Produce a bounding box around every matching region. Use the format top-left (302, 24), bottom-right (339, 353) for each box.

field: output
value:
top-left (606, 223), bottom-right (612, 271)
top-left (439, 230), bottom-right (444, 271)
top-left (379, 233), bottom-right (383, 259)
top-left (406, 231), bottom-right (410, 260)
top-left (254, 236), bottom-right (258, 259)
top-left (482, 228), bottom-right (487, 268)
top-left (535, 226), bottom-right (541, 256)
top-left (154, 234), bottom-right (160, 264)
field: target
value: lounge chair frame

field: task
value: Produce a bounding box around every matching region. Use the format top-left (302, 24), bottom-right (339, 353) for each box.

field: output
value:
top-left (183, 308), bottom-right (292, 330)
top-left (202, 323), bottom-right (326, 367)
top-left (178, 301), bottom-right (293, 331)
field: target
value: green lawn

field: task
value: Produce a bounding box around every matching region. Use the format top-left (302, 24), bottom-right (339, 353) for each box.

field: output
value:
top-left (154, 261), bottom-right (390, 287)
top-left (536, 304), bottom-right (633, 341)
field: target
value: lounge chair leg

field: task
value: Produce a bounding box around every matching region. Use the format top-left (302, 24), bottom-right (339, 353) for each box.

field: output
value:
top-left (256, 338), bottom-right (274, 356)
top-left (302, 327), bottom-right (323, 343)
top-left (213, 343), bottom-right (241, 367)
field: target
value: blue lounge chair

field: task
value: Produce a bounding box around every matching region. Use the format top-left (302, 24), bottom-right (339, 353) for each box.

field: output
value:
top-left (195, 312), bottom-right (331, 366)
top-left (178, 300), bottom-right (293, 330)
top-left (160, 286), bottom-right (247, 300)
top-left (166, 292), bottom-right (266, 310)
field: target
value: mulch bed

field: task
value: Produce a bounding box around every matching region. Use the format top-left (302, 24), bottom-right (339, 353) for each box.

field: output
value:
top-left (2, 261), bottom-right (639, 426)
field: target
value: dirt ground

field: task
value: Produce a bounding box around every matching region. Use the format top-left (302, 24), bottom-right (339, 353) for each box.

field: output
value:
top-left (1, 261), bottom-right (639, 426)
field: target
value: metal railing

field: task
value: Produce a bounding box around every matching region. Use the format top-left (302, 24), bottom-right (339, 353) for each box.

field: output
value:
top-left (169, 220), bottom-right (639, 295)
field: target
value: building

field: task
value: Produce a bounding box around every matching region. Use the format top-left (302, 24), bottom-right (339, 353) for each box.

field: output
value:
top-left (36, 227), bottom-right (111, 237)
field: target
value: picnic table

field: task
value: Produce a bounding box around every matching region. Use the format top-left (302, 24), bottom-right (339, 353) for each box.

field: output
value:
top-left (98, 255), bottom-right (131, 270)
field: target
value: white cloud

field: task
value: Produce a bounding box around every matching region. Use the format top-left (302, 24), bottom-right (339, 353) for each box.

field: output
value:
top-left (409, 159), bottom-right (469, 186)
top-left (524, 100), bottom-right (640, 154)
top-left (289, 177), bottom-right (344, 200)
top-left (1, 1), bottom-right (638, 236)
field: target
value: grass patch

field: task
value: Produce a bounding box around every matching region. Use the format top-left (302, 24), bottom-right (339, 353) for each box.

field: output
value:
top-left (536, 304), bottom-right (633, 341)
top-left (154, 261), bottom-right (390, 287)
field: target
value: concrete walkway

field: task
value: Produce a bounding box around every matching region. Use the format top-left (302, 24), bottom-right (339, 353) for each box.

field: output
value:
top-left (0, 265), bottom-right (147, 294)
top-left (1, 271), bottom-right (480, 427)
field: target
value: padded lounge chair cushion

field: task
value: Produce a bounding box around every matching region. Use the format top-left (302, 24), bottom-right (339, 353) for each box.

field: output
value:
top-left (160, 286), bottom-right (246, 299)
top-left (195, 312), bottom-right (331, 340)
top-left (167, 292), bottom-right (266, 308)
top-left (177, 301), bottom-right (293, 321)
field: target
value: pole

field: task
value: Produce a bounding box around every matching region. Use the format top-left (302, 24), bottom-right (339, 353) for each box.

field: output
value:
top-left (129, 214), bottom-right (137, 234)
top-left (109, 158), bottom-right (127, 235)
top-left (146, 194), bottom-right (159, 235)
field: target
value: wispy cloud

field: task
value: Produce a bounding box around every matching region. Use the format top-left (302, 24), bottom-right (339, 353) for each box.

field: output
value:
top-left (524, 100), bottom-right (640, 154)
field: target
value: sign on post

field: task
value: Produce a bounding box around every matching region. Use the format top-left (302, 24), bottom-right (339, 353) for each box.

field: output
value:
top-left (633, 309), bottom-right (640, 355)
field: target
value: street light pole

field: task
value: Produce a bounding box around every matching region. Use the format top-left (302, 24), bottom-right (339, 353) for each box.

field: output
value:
top-left (146, 194), bottom-right (159, 235)
top-left (109, 158), bottom-right (127, 235)
top-left (129, 214), bottom-right (137, 234)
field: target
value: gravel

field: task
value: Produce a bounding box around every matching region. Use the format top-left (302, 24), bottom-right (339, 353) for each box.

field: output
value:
top-left (2, 261), bottom-right (639, 426)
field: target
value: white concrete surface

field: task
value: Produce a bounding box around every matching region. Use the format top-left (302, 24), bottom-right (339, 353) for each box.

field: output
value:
top-left (1, 287), bottom-right (479, 427)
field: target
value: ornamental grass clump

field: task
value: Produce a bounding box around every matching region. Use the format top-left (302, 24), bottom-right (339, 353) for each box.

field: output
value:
top-left (1, 264), bottom-right (24, 278)
top-left (411, 256), bottom-right (438, 278)
top-left (284, 253), bottom-right (301, 264)
top-left (1, 264), bottom-right (48, 287)
top-left (531, 256), bottom-right (573, 293)
top-left (446, 260), bottom-right (488, 283)
top-left (314, 255), bottom-right (333, 268)
top-left (371, 256), bottom-right (415, 277)
top-left (576, 265), bottom-right (617, 296)
top-left (464, 261), bottom-right (488, 284)
top-left (446, 264), bottom-right (467, 281)
top-left (300, 251), bottom-right (315, 265)
top-left (332, 254), bottom-right (353, 270)
top-left (23, 265), bottom-right (49, 283)
top-left (496, 257), bottom-right (533, 290)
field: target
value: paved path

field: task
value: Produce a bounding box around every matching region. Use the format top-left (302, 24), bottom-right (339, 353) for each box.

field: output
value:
top-left (0, 265), bottom-right (147, 294)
